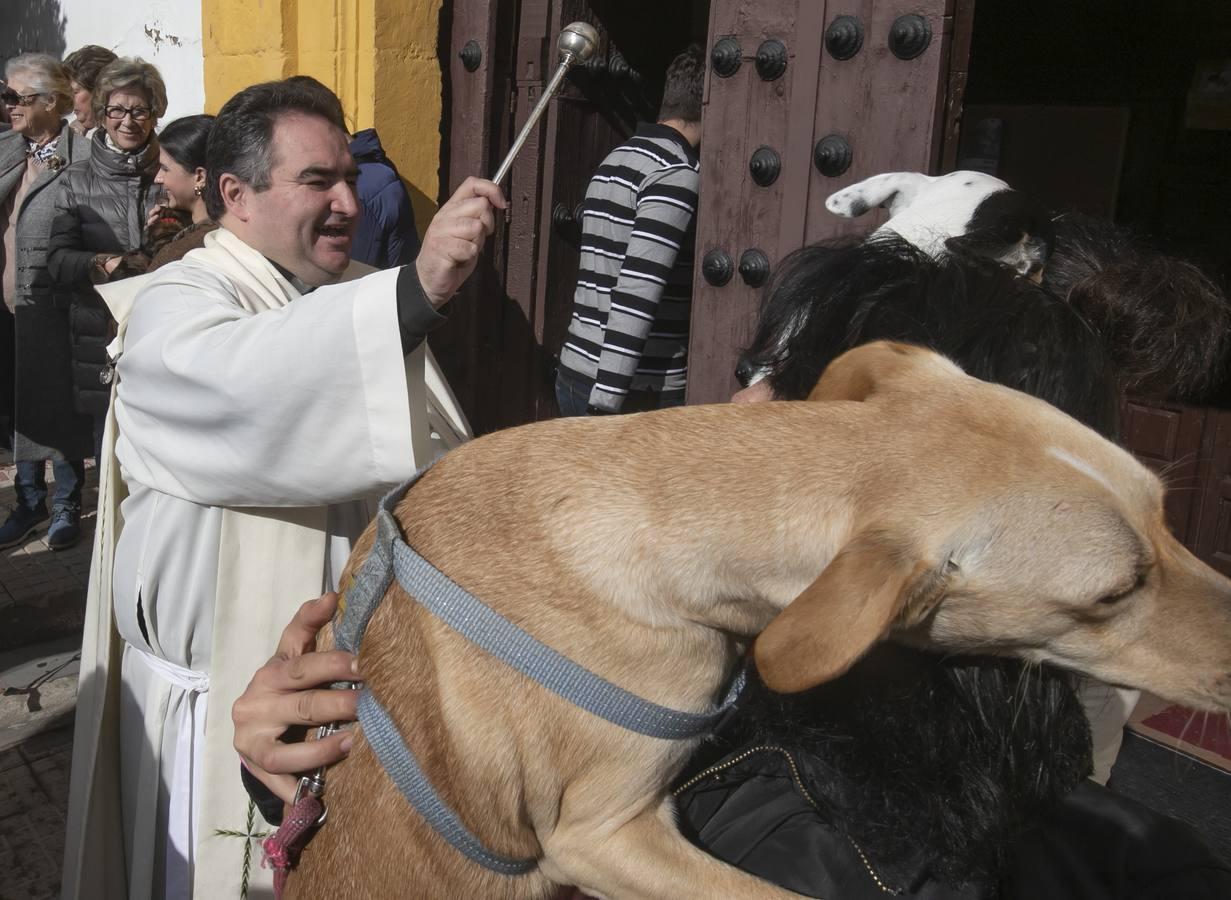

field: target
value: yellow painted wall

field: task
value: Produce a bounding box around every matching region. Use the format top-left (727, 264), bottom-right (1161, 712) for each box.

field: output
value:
top-left (201, 0), bottom-right (442, 231)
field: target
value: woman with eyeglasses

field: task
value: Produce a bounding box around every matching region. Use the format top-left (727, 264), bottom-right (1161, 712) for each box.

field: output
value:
top-left (47, 56), bottom-right (166, 493)
top-left (0, 53), bottom-right (94, 551)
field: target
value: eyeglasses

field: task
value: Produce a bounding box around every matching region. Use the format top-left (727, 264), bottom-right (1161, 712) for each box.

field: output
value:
top-left (103, 105), bottom-right (153, 122)
top-left (0, 89), bottom-right (45, 107)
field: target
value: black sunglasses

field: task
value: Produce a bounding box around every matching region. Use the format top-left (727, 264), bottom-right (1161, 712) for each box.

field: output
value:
top-left (1, 88), bottom-right (45, 107)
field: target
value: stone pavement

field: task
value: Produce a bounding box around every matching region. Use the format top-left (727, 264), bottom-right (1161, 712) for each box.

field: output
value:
top-left (0, 450), bottom-right (96, 653)
top-left (0, 725), bottom-right (71, 900)
top-left (0, 448), bottom-right (94, 900)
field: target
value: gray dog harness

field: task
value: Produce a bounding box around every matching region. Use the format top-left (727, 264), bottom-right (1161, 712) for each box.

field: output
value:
top-left (334, 469), bottom-right (746, 875)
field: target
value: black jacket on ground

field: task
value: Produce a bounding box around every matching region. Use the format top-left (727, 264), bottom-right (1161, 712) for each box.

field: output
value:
top-left (674, 645), bottom-right (1231, 900)
top-left (676, 744), bottom-right (1231, 899)
top-left (47, 129), bottom-right (159, 417)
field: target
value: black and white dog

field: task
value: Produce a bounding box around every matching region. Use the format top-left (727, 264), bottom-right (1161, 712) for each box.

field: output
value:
top-left (737, 170), bottom-right (1231, 405)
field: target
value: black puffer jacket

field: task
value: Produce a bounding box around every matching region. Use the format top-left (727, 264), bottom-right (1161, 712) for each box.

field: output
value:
top-left (47, 129), bottom-right (159, 416)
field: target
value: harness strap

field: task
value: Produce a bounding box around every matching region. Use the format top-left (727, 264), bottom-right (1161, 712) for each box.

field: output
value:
top-left (359, 691), bottom-right (537, 875)
top-left (334, 471), bottom-right (746, 876)
top-left (387, 531), bottom-right (743, 740)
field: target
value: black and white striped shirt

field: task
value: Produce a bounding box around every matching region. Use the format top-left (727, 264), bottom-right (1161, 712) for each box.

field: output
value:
top-left (558, 123), bottom-right (699, 411)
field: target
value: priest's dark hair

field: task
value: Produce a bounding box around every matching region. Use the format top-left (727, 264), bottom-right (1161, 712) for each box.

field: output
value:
top-left (204, 76), bottom-right (348, 221)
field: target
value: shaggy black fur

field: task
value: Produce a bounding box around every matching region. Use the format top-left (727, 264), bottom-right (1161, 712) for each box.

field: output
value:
top-left (739, 216), bottom-right (1231, 410)
top-left (739, 235), bottom-right (1120, 439)
top-left (1043, 214), bottom-right (1231, 402)
top-left (722, 650), bottom-right (1093, 888)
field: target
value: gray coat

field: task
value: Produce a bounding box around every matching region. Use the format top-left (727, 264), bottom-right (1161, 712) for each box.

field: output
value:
top-left (0, 123), bottom-right (95, 462)
top-left (48, 129), bottom-right (159, 417)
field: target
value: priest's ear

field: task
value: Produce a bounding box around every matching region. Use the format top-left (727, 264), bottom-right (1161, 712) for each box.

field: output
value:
top-left (217, 172), bottom-right (252, 222)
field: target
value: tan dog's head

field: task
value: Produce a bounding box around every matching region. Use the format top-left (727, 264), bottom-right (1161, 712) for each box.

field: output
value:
top-left (755, 341), bottom-right (1231, 713)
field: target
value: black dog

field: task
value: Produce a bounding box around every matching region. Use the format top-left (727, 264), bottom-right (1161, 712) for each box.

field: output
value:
top-left (739, 200), bottom-right (1231, 406)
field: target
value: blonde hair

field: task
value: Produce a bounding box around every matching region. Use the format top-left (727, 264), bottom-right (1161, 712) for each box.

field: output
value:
top-left (4, 53), bottom-right (74, 116)
top-left (92, 57), bottom-right (168, 123)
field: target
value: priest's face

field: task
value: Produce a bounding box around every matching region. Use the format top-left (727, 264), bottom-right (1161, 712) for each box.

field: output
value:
top-left (239, 112), bottom-right (361, 285)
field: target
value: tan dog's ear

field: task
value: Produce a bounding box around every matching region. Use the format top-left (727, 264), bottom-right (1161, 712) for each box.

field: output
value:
top-left (807, 340), bottom-right (964, 402)
top-left (754, 530), bottom-right (947, 692)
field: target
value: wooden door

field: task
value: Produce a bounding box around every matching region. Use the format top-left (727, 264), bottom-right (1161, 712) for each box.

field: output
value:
top-left (441, 0), bottom-right (974, 425)
top-left (1119, 398), bottom-right (1207, 545)
top-left (437, 0), bottom-right (518, 433)
top-left (688, 0), bottom-right (976, 404)
top-left (440, 0), bottom-right (705, 434)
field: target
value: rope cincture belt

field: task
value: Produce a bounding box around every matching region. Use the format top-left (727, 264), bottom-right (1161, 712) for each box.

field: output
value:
top-left (334, 468), bottom-right (747, 875)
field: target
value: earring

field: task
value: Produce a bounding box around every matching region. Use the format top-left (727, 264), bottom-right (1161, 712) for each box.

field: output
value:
top-left (193, 185), bottom-right (204, 196)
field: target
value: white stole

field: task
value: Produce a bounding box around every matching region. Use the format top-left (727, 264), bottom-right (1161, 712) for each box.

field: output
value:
top-left (62, 228), bottom-right (470, 899)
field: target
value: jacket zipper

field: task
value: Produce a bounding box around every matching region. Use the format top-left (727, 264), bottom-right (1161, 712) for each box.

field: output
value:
top-left (674, 744), bottom-right (902, 895)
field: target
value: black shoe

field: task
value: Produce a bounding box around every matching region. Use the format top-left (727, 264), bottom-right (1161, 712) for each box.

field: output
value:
top-left (47, 505), bottom-right (82, 551)
top-left (0, 505), bottom-right (50, 549)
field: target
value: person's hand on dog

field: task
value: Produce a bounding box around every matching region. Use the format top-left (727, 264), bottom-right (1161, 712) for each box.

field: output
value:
top-left (415, 176), bottom-right (506, 308)
top-left (232, 592), bottom-right (361, 805)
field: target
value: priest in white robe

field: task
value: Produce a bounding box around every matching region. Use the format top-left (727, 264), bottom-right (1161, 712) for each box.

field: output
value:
top-left (61, 77), bottom-right (504, 900)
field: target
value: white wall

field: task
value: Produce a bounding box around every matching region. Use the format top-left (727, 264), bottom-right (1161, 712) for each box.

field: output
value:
top-left (2, 0), bottom-right (205, 126)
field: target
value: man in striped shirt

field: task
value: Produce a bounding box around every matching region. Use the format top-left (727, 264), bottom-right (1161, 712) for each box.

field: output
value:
top-left (556, 45), bottom-right (703, 415)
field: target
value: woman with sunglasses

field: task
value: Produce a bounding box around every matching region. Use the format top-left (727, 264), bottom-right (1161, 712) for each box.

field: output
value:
top-left (47, 56), bottom-right (166, 503)
top-left (0, 53), bottom-right (94, 551)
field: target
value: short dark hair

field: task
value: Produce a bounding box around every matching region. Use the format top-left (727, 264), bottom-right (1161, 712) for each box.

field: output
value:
top-left (205, 77), bottom-right (348, 220)
top-left (160, 114), bottom-right (216, 172)
top-left (62, 44), bottom-right (117, 91)
top-left (658, 44), bottom-right (704, 123)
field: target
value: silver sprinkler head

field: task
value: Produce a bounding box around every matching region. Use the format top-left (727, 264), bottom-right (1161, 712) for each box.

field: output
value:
top-left (558, 21), bottom-right (599, 64)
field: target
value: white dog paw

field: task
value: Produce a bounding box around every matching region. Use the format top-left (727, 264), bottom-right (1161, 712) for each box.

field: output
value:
top-left (825, 188), bottom-right (869, 218)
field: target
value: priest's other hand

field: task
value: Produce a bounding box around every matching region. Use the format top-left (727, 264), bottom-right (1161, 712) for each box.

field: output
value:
top-left (415, 176), bottom-right (506, 307)
top-left (232, 591), bottom-right (362, 804)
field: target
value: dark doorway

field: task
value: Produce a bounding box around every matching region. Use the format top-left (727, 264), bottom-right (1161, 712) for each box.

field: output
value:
top-left (439, 0), bottom-right (710, 434)
top-left (961, 0), bottom-right (1231, 285)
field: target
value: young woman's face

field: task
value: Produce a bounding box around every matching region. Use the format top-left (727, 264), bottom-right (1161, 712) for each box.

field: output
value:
top-left (155, 147), bottom-right (203, 209)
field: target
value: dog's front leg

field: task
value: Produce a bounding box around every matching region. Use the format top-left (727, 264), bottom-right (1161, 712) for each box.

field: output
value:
top-left (545, 797), bottom-right (813, 900)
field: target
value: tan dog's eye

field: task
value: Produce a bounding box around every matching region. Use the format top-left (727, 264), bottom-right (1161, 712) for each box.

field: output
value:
top-left (1097, 571), bottom-right (1147, 606)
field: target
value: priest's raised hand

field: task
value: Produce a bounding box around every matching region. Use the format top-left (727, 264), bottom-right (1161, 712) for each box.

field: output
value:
top-left (415, 175), bottom-right (507, 308)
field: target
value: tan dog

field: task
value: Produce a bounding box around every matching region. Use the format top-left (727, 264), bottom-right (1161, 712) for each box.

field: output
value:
top-left (288, 341), bottom-right (1231, 899)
